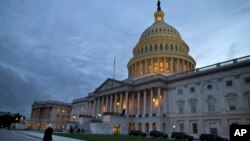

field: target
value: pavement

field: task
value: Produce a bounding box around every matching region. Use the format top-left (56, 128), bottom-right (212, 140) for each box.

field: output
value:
top-left (6, 130), bottom-right (84, 141)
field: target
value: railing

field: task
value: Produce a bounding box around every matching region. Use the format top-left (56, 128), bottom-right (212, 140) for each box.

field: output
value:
top-left (79, 115), bottom-right (93, 118)
top-left (133, 55), bottom-right (250, 83)
top-left (103, 112), bottom-right (125, 117)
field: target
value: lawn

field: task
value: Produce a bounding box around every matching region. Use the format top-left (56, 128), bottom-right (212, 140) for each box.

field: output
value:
top-left (54, 133), bottom-right (175, 141)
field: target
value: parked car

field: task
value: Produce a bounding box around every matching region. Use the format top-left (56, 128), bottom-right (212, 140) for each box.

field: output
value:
top-left (175, 132), bottom-right (194, 141)
top-left (200, 134), bottom-right (228, 141)
top-left (171, 132), bottom-right (182, 138)
top-left (129, 130), bottom-right (146, 137)
top-left (149, 130), bottom-right (168, 138)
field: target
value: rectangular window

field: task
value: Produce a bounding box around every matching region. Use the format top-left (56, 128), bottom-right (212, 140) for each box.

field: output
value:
top-left (159, 58), bottom-right (164, 73)
top-left (166, 59), bottom-right (170, 72)
top-left (191, 102), bottom-right (196, 113)
top-left (208, 103), bottom-right (215, 112)
top-left (226, 80), bottom-right (233, 86)
top-left (248, 97), bottom-right (250, 109)
top-left (178, 89), bottom-right (183, 95)
top-left (150, 45), bottom-right (152, 51)
top-left (190, 87), bottom-right (195, 93)
top-left (179, 123), bottom-right (184, 132)
top-left (245, 77), bottom-right (250, 84)
top-left (154, 59), bottom-right (158, 73)
top-left (179, 103), bottom-right (184, 114)
top-left (210, 128), bottom-right (218, 134)
top-left (192, 123), bottom-right (198, 134)
top-left (147, 59), bottom-right (151, 73)
top-left (229, 98), bottom-right (236, 111)
top-left (155, 44), bottom-right (157, 51)
top-left (165, 44), bottom-right (168, 50)
top-left (145, 46), bottom-right (147, 52)
top-left (160, 44), bottom-right (163, 50)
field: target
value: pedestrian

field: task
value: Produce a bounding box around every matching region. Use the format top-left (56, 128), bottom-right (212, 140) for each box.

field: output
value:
top-left (43, 124), bottom-right (53, 141)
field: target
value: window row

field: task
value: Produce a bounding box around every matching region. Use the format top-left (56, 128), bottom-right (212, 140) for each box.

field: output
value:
top-left (177, 77), bottom-right (250, 95)
top-left (141, 27), bottom-right (179, 38)
top-left (134, 43), bottom-right (187, 56)
top-left (177, 95), bottom-right (250, 114)
top-left (128, 58), bottom-right (194, 78)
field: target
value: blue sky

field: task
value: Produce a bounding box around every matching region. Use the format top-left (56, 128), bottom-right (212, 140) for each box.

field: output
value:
top-left (0, 0), bottom-right (250, 117)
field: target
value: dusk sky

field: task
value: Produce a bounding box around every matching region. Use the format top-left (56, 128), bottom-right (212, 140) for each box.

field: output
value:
top-left (0, 0), bottom-right (250, 117)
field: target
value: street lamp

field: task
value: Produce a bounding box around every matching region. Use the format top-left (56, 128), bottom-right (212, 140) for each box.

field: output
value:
top-left (173, 125), bottom-right (176, 132)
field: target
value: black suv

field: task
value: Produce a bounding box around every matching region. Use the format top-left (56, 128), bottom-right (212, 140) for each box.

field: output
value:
top-left (175, 132), bottom-right (194, 141)
top-left (200, 134), bottom-right (228, 141)
top-left (149, 130), bottom-right (168, 138)
top-left (129, 130), bottom-right (146, 137)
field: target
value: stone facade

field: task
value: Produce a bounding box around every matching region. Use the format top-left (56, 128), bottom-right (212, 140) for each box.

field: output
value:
top-left (28, 100), bottom-right (71, 130)
top-left (69, 2), bottom-right (250, 139)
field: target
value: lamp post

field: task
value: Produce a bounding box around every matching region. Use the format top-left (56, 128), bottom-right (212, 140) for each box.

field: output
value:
top-left (173, 125), bottom-right (176, 132)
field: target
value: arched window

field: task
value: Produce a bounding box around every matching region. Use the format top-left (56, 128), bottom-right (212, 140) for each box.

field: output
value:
top-left (208, 96), bottom-right (216, 112)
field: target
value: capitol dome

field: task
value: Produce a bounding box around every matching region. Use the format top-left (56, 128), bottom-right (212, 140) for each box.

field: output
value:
top-left (127, 1), bottom-right (196, 79)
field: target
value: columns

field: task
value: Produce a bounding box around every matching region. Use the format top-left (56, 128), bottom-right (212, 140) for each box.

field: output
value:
top-left (157, 88), bottom-right (161, 116)
top-left (143, 90), bottom-right (147, 117)
top-left (93, 100), bottom-right (96, 117)
top-left (97, 97), bottom-right (100, 114)
top-left (151, 58), bottom-right (153, 73)
top-left (150, 88), bottom-right (153, 116)
top-left (119, 92), bottom-right (123, 113)
top-left (110, 94), bottom-right (113, 112)
top-left (157, 57), bottom-right (160, 73)
top-left (164, 57), bottom-right (166, 73)
top-left (114, 94), bottom-right (117, 113)
top-left (145, 59), bottom-right (147, 74)
top-left (125, 91), bottom-right (128, 115)
top-left (132, 93), bottom-right (135, 115)
top-left (163, 89), bottom-right (167, 113)
top-left (139, 61), bottom-right (142, 75)
top-left (177, 58), bottom-right (180, 73)
top-left (101, 97), bottom-right (104, 114)
top-left (170, 58), bottom-right (174, 73)
top-left (137, 91), bottom-right (140, 116)
top-left (106, 96), bottom-right (109, 113)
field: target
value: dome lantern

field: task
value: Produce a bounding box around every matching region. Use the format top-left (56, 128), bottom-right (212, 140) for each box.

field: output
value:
top-left (154, 0), bottom-right (165, 22)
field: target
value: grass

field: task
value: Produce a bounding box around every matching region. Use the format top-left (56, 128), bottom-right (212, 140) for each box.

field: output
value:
top-left (54, 133), bottom-right (175, 141)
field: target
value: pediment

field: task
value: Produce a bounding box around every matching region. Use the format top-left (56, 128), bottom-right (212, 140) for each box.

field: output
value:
top-left (94, 78), bottom-right (125, 93)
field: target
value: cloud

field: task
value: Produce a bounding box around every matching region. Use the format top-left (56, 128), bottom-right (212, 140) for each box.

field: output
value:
top-left (0, 0), bottom-right (250, 117)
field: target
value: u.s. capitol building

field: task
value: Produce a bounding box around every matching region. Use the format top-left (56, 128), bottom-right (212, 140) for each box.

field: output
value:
top-left (34, 1), bottom-right (250, 139)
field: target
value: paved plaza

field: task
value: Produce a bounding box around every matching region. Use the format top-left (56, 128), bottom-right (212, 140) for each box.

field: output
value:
top-left (0, 129), bottom-right (83, 141)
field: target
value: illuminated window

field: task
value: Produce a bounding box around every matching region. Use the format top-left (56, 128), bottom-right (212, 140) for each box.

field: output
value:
top-left (159, 58), bottom-right (164, 73)
top-left (147, 59), bottom-right (152, 73)
top-left (166, 59), bottom-right (170, 72)
top-left (154, 59), bottom-right (158, 73)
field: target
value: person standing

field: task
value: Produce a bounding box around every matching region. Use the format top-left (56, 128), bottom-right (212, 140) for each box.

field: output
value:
top-left (43, 124), bottom-right (53, 141)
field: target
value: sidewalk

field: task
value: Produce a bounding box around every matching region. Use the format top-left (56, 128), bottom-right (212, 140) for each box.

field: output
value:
top-left (16, 131), bottom-right (85, 141)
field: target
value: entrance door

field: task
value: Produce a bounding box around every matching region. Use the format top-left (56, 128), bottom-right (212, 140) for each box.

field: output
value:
top-left (113, 123), bottom-right (120, 135)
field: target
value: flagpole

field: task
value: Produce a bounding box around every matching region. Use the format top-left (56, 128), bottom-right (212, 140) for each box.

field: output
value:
top-left (113, 56), bottom-right (116, 80)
